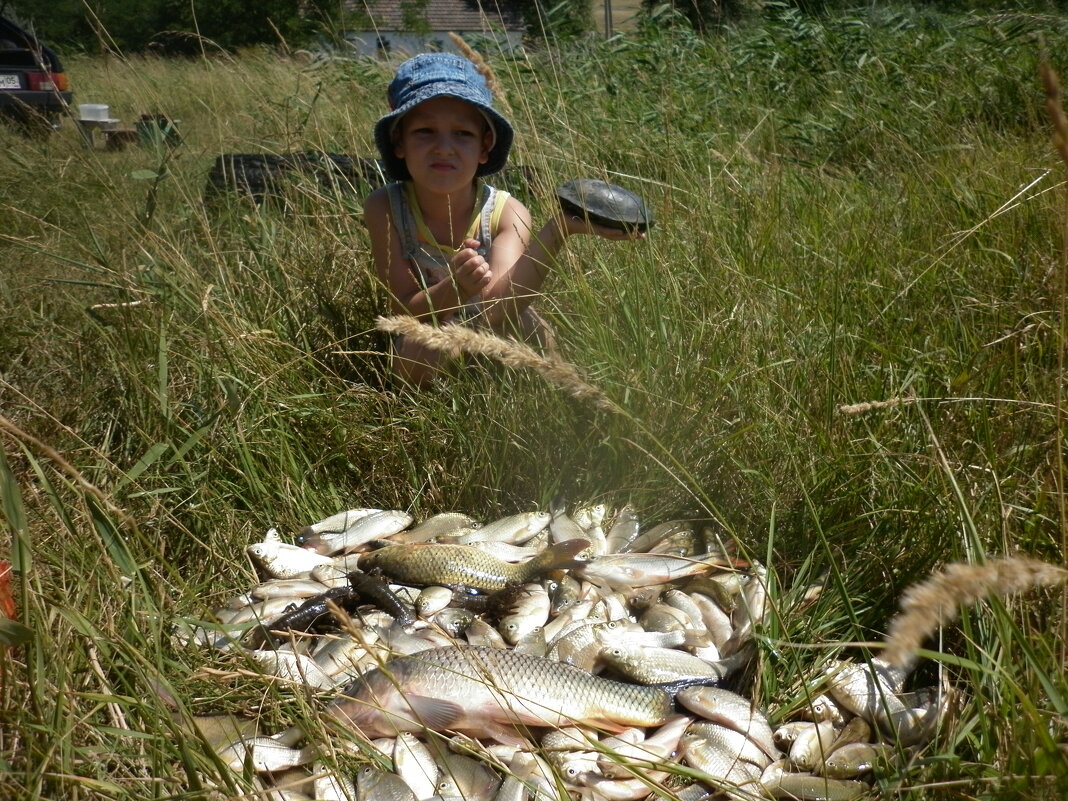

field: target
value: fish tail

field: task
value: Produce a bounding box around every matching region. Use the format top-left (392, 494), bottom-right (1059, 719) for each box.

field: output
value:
top-left (529, 538), bottom-right (591, 576)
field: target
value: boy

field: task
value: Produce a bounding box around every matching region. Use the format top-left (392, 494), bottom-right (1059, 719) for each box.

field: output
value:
top-left (364, 52), bottom-right (640, 386)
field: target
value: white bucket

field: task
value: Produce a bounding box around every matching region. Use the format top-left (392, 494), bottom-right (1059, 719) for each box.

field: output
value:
top-left (79, 103), bottom-right (109, 121)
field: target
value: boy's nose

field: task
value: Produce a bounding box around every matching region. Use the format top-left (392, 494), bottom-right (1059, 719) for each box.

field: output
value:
top-left (431, 133), bottom-right (452, 153)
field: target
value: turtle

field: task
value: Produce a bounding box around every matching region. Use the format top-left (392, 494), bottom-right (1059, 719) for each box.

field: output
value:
top-left (555, 178), bottom-right (654, 233)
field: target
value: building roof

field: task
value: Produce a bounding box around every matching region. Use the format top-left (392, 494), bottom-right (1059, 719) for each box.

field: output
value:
top-left (345, 0), bottom-right (525, 31)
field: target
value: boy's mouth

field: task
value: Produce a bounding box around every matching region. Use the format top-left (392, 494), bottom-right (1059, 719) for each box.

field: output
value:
top-left (430, 161), bottom-right (455, 171)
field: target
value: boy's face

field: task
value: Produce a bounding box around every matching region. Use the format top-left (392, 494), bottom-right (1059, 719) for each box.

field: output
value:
top-left (394, 96), bottom-right (492, 192)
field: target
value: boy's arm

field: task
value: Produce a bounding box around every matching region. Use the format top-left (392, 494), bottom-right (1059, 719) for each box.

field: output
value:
top-left (365, 188), bottom-right (483, 322)
top-left (480, 196), bottom-right (641, 323)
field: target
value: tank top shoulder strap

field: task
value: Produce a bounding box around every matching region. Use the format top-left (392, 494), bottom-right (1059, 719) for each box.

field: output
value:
top-left (385, 181), bottom-right (419, 260)
top-left (478, 184), bottom-right (512, 249)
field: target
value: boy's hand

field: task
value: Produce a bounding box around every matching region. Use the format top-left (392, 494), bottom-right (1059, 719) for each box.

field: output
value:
top-left (450, 238), bottom-right (492, 297)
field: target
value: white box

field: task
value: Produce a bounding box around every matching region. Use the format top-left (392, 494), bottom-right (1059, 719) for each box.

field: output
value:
top-left (79, 104), bottom-right (109, 121)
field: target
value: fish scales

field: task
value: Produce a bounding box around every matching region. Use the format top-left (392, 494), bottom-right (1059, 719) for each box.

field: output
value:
top-left (329, 646), bottom-right (672, 740)
top-left (358, 540), bottom-right (588, 593)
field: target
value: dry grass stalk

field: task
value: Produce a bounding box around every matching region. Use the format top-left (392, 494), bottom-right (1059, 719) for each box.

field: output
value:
top-left (376, 315), bottom-right (615, 411)
top-left (838, 398), bottom-right (907, 415)
top-left (883, 556), bottom-right (1068, 668)
top-left (1040, 62), bottom-right (1068, 168)
top-left (447, 32), bottom-right (513, 115)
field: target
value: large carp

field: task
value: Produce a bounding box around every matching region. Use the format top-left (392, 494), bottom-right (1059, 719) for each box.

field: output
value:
top-left (327, 645), bottom-right (672, 743)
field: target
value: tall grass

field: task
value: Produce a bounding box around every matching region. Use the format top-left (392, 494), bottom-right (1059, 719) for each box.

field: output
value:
top-left (1, 5), bottom-right (1067, 798)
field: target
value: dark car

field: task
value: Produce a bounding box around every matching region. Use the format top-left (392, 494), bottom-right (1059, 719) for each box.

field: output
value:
top-left (0, 14), bottom-right (72, 131)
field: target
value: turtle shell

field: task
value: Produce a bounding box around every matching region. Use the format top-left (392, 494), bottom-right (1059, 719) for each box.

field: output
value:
top-left (556, 179), bottom-right (654, 233)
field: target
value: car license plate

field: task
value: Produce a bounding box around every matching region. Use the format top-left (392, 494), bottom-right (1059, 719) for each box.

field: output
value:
top-left (0, 74), bottom-right (20, 89)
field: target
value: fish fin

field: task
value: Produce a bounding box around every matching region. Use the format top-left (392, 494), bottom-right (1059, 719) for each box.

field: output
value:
top-left (658, 677), bottom-right (723, 700)
top-left (479, 721), bottom-right (529, 746)
top-left (407, 695), bottom-right (465, 731)
top-left (543, 538), bottom-right (592, 571)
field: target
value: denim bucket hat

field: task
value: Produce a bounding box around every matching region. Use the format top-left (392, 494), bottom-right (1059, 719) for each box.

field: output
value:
top-left (374, 53), bottom-right (514, 181)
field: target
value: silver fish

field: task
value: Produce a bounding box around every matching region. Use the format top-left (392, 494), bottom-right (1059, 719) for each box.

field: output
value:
top-left (818, 742), bottom-right (892, 779)
top-left (549, 499), bottom-right (588, 545)
top-left (394, 731), bottom-right (440, 800)
top-left (788, 719), bottom-right (838, 771)
top-left (604, 505), bottom-right (640, 554)
top-left (301, 508), bottom-right (381, 537)
top-left (248, 528), bottom-right (333, 579)
top-left (433, 751), bottom-right (502, 801)
top-left (446, 511), bottom-right (551, 545)
top-left (216, 735), bottom-right (316, 772)
top-left (680, 722), bottom-right (767, 788)
top-left (576, 552), bottom-right (733, 589)
top-left (675, 687), bottom-right (777, 761)
top-left (249, 650), bottom-right (338, 690)
top-left (312, 760), bottom-right (357, 801)
top-left (596, 714), bottom-right (692, 779)
top-left (600, 643), bottom-right (736, 685)
top-left (760, 760), bottom-right (868, 801)
top-left (302, 509), bottom-right (413, 555)
top-left (397, 512), bottom-right (479, 544)
top-left (357, 764), bottom-right (417, 801)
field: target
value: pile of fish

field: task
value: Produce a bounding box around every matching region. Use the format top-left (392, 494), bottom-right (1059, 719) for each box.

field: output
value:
top-left (179, 504), bottom-right (955, 800)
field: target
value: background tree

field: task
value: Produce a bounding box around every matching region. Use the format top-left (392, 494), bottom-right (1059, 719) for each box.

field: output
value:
top-left (640, 0), bottom-right (748, 31)
top-left (509, 0), bottom-right (594, 40)
top-left (1, 0), bottom-right (342, 53)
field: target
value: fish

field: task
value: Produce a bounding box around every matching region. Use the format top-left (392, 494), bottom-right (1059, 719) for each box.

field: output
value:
top-left (824, 658), bottom-right (908, 725)
top-left (599, 643), bottom-right (744, 685)
top-left (498, 583), bottom-right (551, 645)
top-left (312, 760), bottom-right (356, 801)
top-left (576, 552), bottom-right (733, 589)
top-left (249, 650), bottom-right (338, 690)
top-left (596, 714), bottom-right (692, 779)
top-left (247, 528), bottom-right (334, 579)
top-left (328, 645), bottom-right (673, 743)
top-left (621, 520), bottom-right (692, 555)
top-left (394, 731), bottom-right (440, 800)
top-left (675, 687), bottom-right (777, 761)
top-left (216, 735), bottom-right (316, 772)
top-left (356, 764), bottom-right (418, 801)
top-left (250, 578), bottom-right (333, 601)
top-left (604, 505), bottom-right (641, 554)
top-left (540, 727), bottom-right (601, 783)
top-left (817, 741), bottom-right (892, 779)
top-left (681, 721), bottom-right (774, 770)
top-left (396, 512), bottom-right (479, 543)
top-left (357, 539), bottom-right (590, 593)
top-left (300, 509), bottom-right (414, 555)
top-left (415, 586), bottom-right (455, 618)
top-left (433, 751), bottom-right (502, 801)
top-left (788, 719), bottom-right (838, 771)
top-left (443, 511), bottom-right (551, 545)
top-left (245, 585), bottom-right (363, 648)
top-left (760, 760), bottom-right (868, 801)
top-left (680, 722), bottom-right (767, 787)
top-left (549, 499), bottom-right (588, 545)
top-left (301, 508), bottom-right (381, 538)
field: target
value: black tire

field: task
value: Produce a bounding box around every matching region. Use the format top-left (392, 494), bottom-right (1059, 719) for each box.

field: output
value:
top-left (204, 153), bottom-right (292, 203)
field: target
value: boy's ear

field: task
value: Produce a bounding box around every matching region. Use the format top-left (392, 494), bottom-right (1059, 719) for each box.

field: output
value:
top-left (479, 129), bottom-right (492, 164)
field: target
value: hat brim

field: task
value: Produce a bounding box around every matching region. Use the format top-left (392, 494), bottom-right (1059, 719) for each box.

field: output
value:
top-left (374, 86), bottom-right (513, 182)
